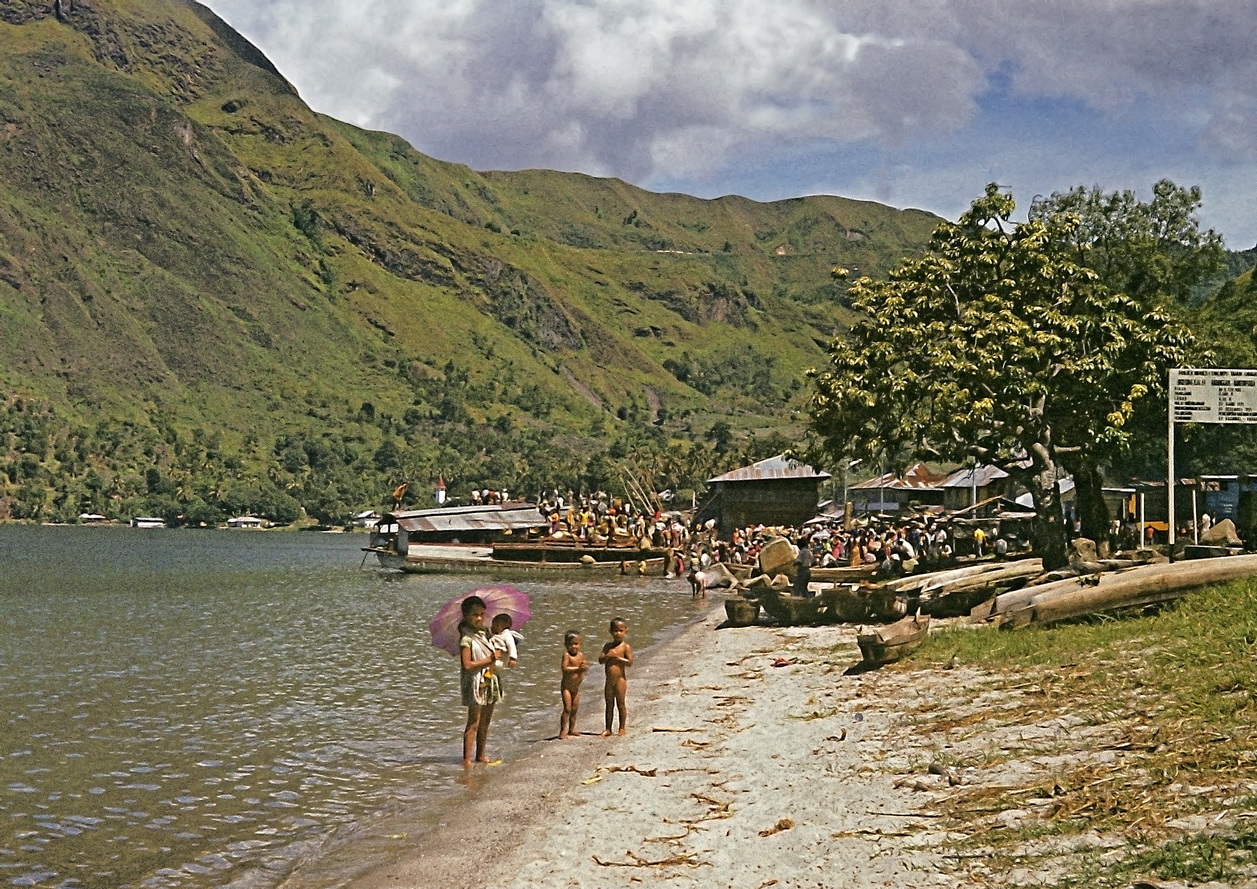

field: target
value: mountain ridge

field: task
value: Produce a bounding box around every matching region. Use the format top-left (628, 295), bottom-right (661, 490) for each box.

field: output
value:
top-left (0, 0), bottom-right (944, 523)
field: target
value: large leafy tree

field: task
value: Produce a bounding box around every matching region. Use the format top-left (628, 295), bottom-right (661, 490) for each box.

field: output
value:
top-left (806, 184), bottom-right (1197, 569)
top-left (1028, 181), bottom-right (1223, 536)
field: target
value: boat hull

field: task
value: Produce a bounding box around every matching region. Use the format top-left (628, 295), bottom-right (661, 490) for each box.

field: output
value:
top-left (369, 547), bottom-right (665, 576)
top-left (856, 612), bottom-right (930, 666)
top-left (490, 540), bottom-right (669, 563)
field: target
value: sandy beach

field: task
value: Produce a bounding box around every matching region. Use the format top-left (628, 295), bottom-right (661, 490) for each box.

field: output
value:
top-left (349, 600), bottom-right (1257, 889)
top-left (349, 603), bottom-right (978, 889)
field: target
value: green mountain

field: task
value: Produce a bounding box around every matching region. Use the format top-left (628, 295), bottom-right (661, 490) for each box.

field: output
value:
top-left (0, 0), bottom-right (942, 524)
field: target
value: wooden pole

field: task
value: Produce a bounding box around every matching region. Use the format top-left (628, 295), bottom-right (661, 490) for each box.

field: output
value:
top-left (1168, 400), bottom-right (1176, 548)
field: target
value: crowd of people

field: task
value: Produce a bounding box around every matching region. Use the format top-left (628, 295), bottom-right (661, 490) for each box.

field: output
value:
top-left (660, 516), bottom-right (1019, 594)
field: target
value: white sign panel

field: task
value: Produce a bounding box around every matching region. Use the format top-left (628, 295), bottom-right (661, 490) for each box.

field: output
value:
top-left (1171, 368), bottom-right (1257, 424)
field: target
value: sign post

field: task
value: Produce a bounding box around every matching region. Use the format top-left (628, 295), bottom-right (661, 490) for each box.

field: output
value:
top-left (1168, 368), bottom-right (1257, 546)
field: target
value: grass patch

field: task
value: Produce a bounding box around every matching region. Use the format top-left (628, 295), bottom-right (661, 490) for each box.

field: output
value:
top-left (902, 578), bottom-right (1257, 886)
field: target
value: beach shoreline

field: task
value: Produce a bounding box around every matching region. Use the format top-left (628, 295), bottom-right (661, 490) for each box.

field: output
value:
top-left (345, 603), bottom-right (983, 889)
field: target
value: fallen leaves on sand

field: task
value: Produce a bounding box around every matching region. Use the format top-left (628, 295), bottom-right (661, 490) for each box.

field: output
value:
top-left (681, 738), bottom-right (711, 750)
top-left (583, 765), bottom-right (659, 782)
top-left (665, 791), bottom-right (732, 828)
top-left (601, 765), bottom-right (658, 777)
top-left (771, 657), bottom-right (794, 667)
top-left (592, 850), bottom-right (705, 868)
top-left (758, 817), bottom-right (795, 837)
top-left (832, 827), bottom-right (913, 838)
top-left (792, 707), bottom-right (839, 721)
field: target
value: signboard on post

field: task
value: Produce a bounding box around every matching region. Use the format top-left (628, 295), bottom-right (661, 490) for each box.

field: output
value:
top-left (1168, 368), bottom-right (1257, 546)
top-left (1171, 368), bottom-right (1257, 424)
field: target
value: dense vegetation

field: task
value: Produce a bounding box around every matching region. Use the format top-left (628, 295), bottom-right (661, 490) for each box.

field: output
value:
top-left (0, 0), bottom-right (938, 525)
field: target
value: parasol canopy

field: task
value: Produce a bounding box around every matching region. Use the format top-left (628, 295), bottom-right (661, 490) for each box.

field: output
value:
top-left (429, 584), bottom-right (531, 657)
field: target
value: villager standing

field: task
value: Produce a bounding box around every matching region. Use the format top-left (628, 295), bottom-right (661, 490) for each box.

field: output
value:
top-left (793, 536), bottom-right (813, 598)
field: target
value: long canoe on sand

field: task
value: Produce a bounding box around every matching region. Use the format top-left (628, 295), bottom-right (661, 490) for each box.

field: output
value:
top-left (857, 611), bottom-right (930, 666)
top-left (758, 584), bottom-right (906, 626)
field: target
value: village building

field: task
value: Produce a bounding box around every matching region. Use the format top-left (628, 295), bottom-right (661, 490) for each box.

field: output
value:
top-left (939, 464), bottom-right (1012, 511)
top-left (353, 510), bottom-right (382, 530)
top-left (848, 462), bottom-right (947, 516)
top-left (697, 454), bottom-right (831, 537)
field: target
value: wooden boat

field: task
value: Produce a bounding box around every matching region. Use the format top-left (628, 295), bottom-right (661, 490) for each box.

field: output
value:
top-left (809, 564), bottom-right (879, 583)
top-left (723, 597), bottom-right (760, 626)
top-left (824, 584), bottom-right (908, 622)
top-left (757, 584), bottom-right (897, 626)
top-left (368, 544), bottom-right (666, 576)
top-left (490, 539), bottom-right (668, 563)
top-left (857, 611), bottom-right (930, 666)
top-left (758, 585), bottom-right (828, 625)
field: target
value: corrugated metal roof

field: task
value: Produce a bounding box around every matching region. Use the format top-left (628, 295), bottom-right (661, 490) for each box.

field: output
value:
top-left (708, 454), bottom-right (831, 484)
top-left (940, 464), bottom-right (1009, 489)
top-left (386, 503), bottom-right (547, 535)
top-left (850, 462), bottom-right (946, 491)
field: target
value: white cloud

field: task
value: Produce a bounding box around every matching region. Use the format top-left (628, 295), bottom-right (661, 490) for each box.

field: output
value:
top-left (203, 0), bottom-right (1257, 244)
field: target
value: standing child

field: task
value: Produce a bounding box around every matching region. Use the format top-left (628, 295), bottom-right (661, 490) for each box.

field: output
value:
top-left (598, 617), bottom-right (633, 736)
top-left (457, 596), bottom-right (500, 768)
top-left (559, 631), bottom-right (588, 739)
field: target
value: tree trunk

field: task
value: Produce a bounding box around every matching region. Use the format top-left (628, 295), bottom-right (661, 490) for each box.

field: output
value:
top-left (1063, 455), bottom-right (1111, 555)
top-left (1026, 439), bottom-right (1070, 571)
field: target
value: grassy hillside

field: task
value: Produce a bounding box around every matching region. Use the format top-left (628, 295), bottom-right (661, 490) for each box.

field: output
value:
top-left (0, 0), bottom-right (942, 524)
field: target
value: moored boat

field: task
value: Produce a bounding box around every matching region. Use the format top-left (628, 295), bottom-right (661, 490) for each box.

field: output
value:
top-left (366, 542), bottom-right (666, 576)
top-left (856, 610), bottom-right (930, 666)
top-left (490, 538), bottom-right (668, 563)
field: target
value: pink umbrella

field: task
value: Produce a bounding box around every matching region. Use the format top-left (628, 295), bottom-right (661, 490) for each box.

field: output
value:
top-left (429, 584), bottom-right (531, 657)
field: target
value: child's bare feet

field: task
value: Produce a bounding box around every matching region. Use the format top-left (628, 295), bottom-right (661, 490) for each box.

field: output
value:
top-left (559, 731), bottom-right (568, 739)
top-left (599, 729), bottom-right (612, 737)
top-left (618, 728), bottom-right (627, 736)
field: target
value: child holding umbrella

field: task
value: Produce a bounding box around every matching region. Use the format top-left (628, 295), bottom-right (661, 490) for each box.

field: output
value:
top-left (457, 596), bottom-right (501, 768)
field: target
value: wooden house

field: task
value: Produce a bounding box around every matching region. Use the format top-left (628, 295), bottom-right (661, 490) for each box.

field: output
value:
top-left (698, 455), bottom-right (831, 537)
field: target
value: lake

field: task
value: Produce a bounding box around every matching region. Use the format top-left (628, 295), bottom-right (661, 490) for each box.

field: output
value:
top-left (0, 525), bottom-right (706, 888)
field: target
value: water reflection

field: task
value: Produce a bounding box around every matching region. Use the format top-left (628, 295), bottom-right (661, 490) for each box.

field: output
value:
top-left (0, 526), bottom-right (704, 888)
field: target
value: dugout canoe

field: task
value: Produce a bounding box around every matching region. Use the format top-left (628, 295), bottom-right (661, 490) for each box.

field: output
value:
top-left (857, 610), bottom-right (930, 667)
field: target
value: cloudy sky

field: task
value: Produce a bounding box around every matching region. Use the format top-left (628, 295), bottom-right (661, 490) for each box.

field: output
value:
top-left (203, 0), bottom-right (1257, 248)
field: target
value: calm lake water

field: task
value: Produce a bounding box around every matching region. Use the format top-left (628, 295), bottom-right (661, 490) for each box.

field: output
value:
top-left (0, 525), bottom-right (706, 889)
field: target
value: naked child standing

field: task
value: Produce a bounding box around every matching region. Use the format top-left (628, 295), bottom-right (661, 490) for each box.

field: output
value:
top-left (598, 617), bottom-right (633, 736)
top-left (559, 631), bottom-right (588, 739)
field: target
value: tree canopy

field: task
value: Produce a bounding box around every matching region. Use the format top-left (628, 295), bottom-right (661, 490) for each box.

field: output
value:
top-left (1029, 180), bottom-right (1224, 307)
top-left (807, 184), bottom-right (1199, 569)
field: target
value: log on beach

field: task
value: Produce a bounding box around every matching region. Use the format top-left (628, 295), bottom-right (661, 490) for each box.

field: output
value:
top-left (989, 553), bottom-right (1257, 629)
top-left (878, 560), bottom-right (1044, 618)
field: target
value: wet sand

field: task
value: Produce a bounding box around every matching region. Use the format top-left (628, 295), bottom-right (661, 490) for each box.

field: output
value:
top-left (348, 602), bottom-right (983, 889)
